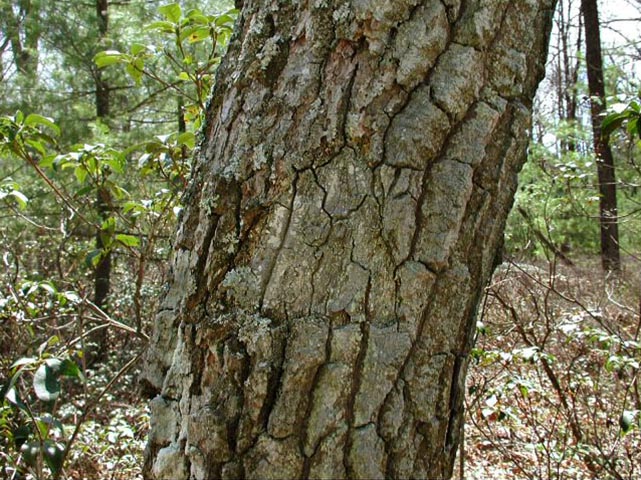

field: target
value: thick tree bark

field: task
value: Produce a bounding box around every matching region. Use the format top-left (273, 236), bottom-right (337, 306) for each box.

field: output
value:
top-left (142, 1), bottom-right (556, 478)
top-left (582, 0), bottom-right (620, 272)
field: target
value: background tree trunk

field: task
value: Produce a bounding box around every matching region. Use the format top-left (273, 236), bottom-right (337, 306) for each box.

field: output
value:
top-left (0, 0), bottom-right (40, 76)
top-left (142, 1), bottom-right (557, 478)
top-left (582, 0), bottom-right (621, 272)
top-left (555, 0), bottom-right (582, 153)
top-left (90, 0), bottom-right (112, 362)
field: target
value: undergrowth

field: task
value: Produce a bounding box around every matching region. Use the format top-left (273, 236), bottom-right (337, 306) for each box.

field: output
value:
top-left (464, 257), bottom-right (641, 480)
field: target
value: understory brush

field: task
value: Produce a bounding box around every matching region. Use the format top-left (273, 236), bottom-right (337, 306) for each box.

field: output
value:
top-left (464, 257), bottom-right (641, 480)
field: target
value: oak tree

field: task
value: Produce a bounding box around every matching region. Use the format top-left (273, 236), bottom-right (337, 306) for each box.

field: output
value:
top-left (142, 1), bottom-right (557, 478)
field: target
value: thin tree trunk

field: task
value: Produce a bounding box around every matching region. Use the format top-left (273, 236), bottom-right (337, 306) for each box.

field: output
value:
top-left (91, 0), bottom-right (112, 361)
top-left (560, 0), bottom-right (582, 152)
top-left (0, 0), bottom-right (40, 76)
top-left (582, 0), bottom-right (621, 272)
top-left (142, 1), bottom-right (557, 478)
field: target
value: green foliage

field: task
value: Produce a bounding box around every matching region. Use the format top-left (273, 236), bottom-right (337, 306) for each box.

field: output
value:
top-left (508, 94), bottom-right (641, 260)
top-left (94, 2), bottom-right (237, 130)
top-left (603, 96), bottom-right (641, 141)
top-left (507, 135), bottom-right (602, 258)
top-left (0, 111), bottom-right (59, 157)
top-left (0, 178), bottom-right (29, 209)
top-left (0, 279), bottom-right (82, 479)
top-left (1, 2), bottom-right (236, 477)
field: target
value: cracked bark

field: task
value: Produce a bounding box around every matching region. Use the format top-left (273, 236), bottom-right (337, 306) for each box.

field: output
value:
top-left (142, 1), bottom-right (557, 478)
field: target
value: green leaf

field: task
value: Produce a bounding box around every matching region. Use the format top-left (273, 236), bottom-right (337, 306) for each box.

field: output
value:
top-left (39, 414), bottom-right (64, 436)
top-left (177, 131), bottom-right (196, 149)
top-left (159, 3), bottom-right (182, 23)
top-left (25, 138), bottom-right (47, 155)
top-left (74, 185), bottom-right (93, 197)
top-left (59, 359), bottom-right (83, 380)
top-left (24, 114), bottom-right (60, 136)
top-left (126, 59), bottom-right (144, 85)
top-left (601, 112), bottom-right (626, 138)
top-left (12, 424), bottom-right (31, 448)
top-left (11, 356), bottom-right (38, 369)
top-left (14, 110), bottom-right (25, 124)
top-left (43, 440), bottom-right (65, 474)
top-left (85, 249), bottom-right (104, 268)
top-left (130, 43), bottom-right (148, 56)
top-left (33, 363), bottom-right (61, 402)
top-left (34, 416), bottom-right (50, 438)
top-left (518, 384), bottom-right (529, 398)
top-left (99, 230), bottom-right (114, 248)
top-left (109, 183), bottom-right (129, 201)
top-left (101, 216), bottom-right (116, 233)
top-left (39, 154), bottom-right (56, 169)
top-left (123, 201), bottom-right (147, 214)
top-left (145, 20), bottom-right (176, 33)
top-left (116, 234), bottom-right (140, 247)
top-left (105, 155), bottom-right (125, 174)
top-left (60, 291), bottom-right (81, 304)
top-left (187, 10), bottom-right (210, 25)
top-left (74, 165), bottom-right (88, 183)
top-left (215, 13), bottom-right (237, 27)
top-left (5, 387), bottom-right (27, 410)
top-left (627, 117), bottom-right (638, 137)
top-left (182, 25), bottom-right (211, 43)
top-left (94, 50), bottom-right (124, 68)
top-left (620, 410), bottom-right (638, 434)
top-left (605, 354), bottom-right (619, 372)
top-left (191, 26), bottom-right (212, 43)
top-left (20, 440), bottom-right (41, 468)
top-left (5, 189), bottom-right (29, 209)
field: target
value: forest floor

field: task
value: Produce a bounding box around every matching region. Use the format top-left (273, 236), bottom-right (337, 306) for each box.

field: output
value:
top-left (462, 258), bottom-right (641, 480)
top-left (6, 258), bottom-right (640, 479)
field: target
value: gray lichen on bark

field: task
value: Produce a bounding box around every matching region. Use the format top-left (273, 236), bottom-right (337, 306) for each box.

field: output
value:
top-left (142, 0), bottom-right (557, 478)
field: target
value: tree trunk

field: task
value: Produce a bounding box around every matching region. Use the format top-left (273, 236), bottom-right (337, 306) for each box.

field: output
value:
top-left (557, 0), bottom-right (582, 152)
top-left (91, 0), bottom-right (112, 361)
top-left (0, 0), bottom-right (40, 76)
top-left (582, 0), bottom-right (621, 272)
top-left (142, 1), bottom-right (556, 478)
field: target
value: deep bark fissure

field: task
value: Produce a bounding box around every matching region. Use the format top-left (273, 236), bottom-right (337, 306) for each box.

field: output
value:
top-left (344, 286), bottom-right (372, 474)
top-left (300, 321), bottom-right (333, 466)
top-left (258, 173), bottom-right (298, 313)
top-left (184, 215), bottom-right (220, 313)
top-left (257, 332), bottom-right (288, 431)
